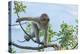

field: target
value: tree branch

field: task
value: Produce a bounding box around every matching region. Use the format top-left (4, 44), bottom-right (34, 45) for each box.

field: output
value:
top-left (11, 42), bottom-right (60, 50)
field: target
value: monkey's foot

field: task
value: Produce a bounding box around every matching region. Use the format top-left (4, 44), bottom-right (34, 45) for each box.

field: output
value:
top-left (24, 36), bottom-right (30, 41)
top-left (44, 44), bottom-right (48, 47)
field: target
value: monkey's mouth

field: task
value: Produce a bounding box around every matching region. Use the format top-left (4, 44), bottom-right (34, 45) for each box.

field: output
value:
top-left (41, 20), bottom-right (48, 24)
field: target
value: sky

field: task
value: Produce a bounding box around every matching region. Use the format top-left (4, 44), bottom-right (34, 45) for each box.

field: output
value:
top-left (10, 2), bottom-right (78, 52)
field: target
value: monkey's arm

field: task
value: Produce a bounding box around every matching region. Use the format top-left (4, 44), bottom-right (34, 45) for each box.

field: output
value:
top-left (16, 17), bottom-right (39, 22)
top-left (44, 25), bottom-right (48, 46)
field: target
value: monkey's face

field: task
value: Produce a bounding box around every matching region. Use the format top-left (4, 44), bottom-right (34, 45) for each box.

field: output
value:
top-left (40, 13), bottom-right (49, 24)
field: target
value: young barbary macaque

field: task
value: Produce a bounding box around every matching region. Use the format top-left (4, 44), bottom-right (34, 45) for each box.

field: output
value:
top-left (16, 13), bottom-right (50, 46)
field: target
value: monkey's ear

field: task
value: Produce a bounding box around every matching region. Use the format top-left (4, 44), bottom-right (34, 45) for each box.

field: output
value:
top-left (48, 18), bottom-right (50, 21)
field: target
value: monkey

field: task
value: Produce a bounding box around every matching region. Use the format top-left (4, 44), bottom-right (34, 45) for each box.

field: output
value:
top-left (16, 13), bottom-right (50, 46)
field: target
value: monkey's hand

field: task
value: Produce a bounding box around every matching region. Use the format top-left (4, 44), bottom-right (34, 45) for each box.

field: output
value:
top-left (44, 42), bottom-right (48, 47)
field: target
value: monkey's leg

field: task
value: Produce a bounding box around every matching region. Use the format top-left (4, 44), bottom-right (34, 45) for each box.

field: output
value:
top-left (32, 23), bottom-right (40, 43)
top-left (18, 33), bottom-right (35, 43)
top-left (35, 29), bottom-right (40, 42)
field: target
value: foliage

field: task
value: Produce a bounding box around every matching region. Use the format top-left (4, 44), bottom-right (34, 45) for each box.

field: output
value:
top-left (57, 21), bottom-right (77, 49)
top-left (48, 24), bottom-right (56, 43)
top-left (14, 1), bottom-right (26, 13)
